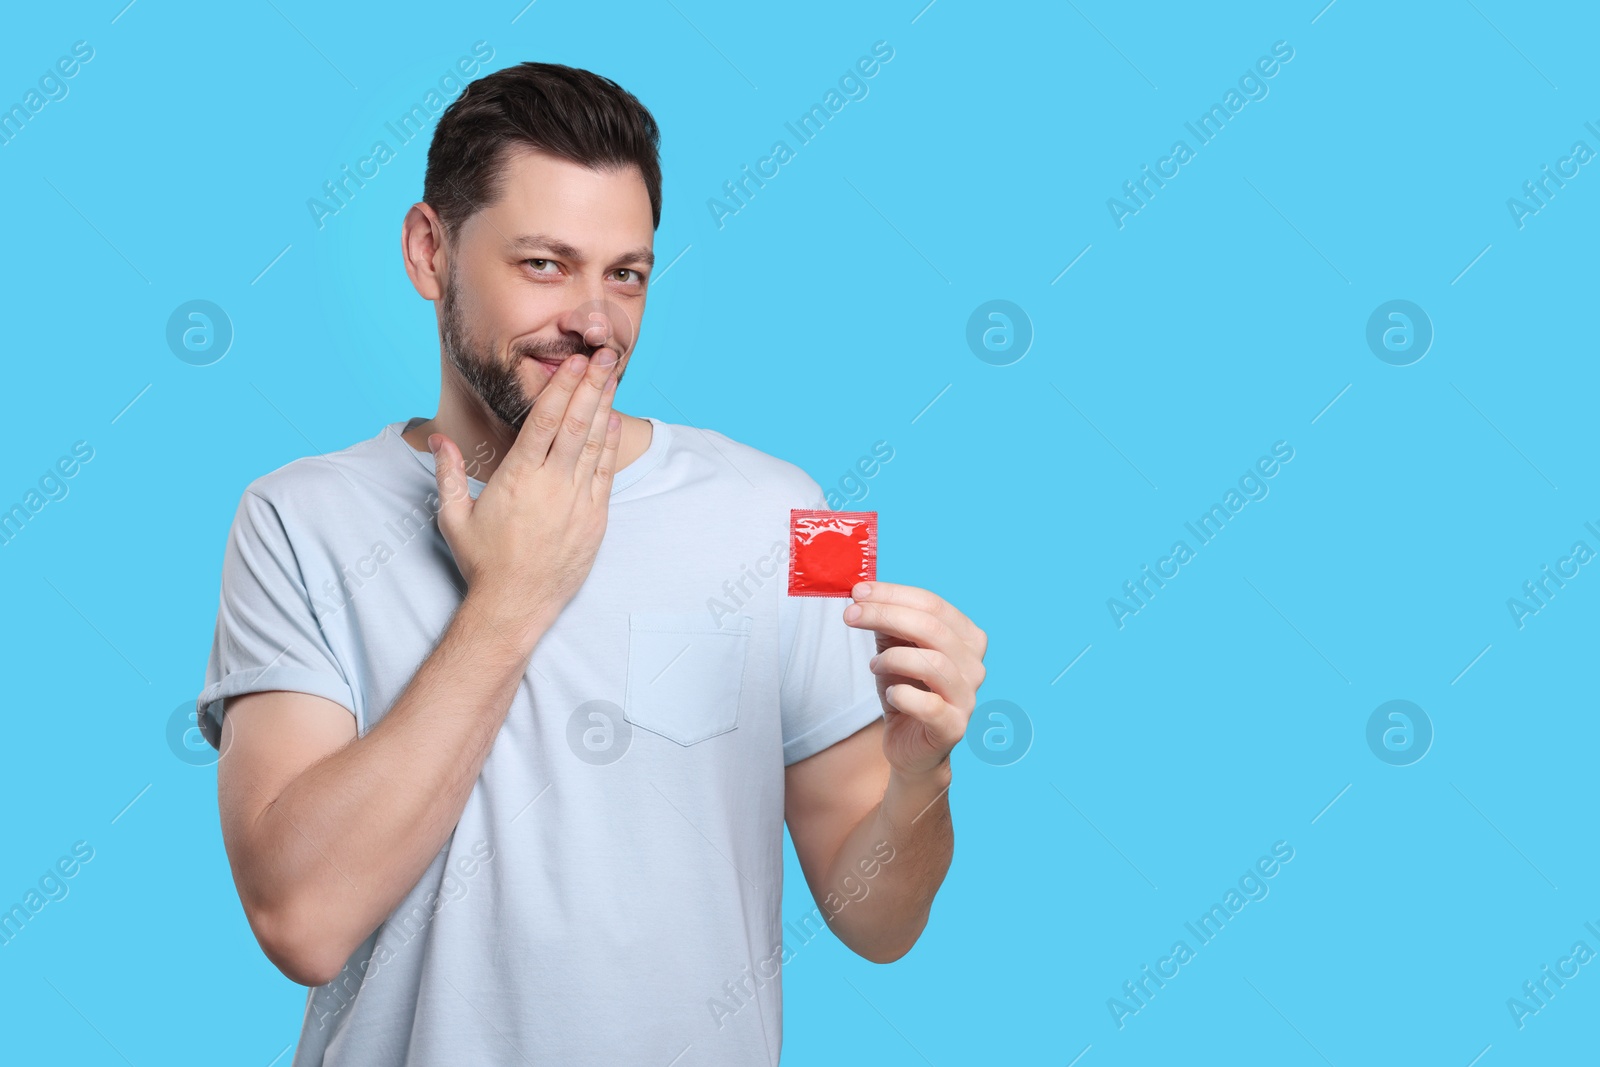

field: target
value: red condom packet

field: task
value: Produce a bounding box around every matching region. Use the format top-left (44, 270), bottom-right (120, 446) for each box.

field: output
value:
top-left (788, 509), bottom-right (877, 597)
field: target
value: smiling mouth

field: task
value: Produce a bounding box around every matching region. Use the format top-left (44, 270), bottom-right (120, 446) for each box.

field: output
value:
top-left (528, 350), bottom-right (620, 369)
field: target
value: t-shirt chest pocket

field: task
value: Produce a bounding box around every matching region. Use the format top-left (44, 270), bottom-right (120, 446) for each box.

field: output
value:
top-left (624, 611), bottom-right (751, 746)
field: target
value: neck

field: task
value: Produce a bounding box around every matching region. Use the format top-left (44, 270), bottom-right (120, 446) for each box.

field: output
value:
top-left (399, 385), bottom-right (651, 482)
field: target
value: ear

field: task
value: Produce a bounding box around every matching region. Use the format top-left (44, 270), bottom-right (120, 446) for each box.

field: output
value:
top-left (402, 201), bottom-right (450, 301)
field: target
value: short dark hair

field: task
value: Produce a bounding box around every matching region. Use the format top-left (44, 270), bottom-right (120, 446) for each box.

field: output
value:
top-left (422, 61), bottom-right (662, 245)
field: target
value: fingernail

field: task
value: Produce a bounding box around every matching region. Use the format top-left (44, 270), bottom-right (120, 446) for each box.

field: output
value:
top-left (594, 350), bottom-right (617, 368)
top-left (568, 355), bottom-right (587, 373)
top-left (426, 434), bottom-right (440, 455)
top-left (844, 604), bottom-right (862, 622)
top-left (853, 582), bottom-right (872, 598)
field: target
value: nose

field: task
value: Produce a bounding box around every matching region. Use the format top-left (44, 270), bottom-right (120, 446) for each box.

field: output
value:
top-left (560, 297), bottom-right (635, 357)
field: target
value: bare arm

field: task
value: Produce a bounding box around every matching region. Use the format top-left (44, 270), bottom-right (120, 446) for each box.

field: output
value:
top-left (785, 581), bottom-right (986, 963)
top-left (785, 721), bottom-right (953, 963)
top-left (217, 348), bottom-right (622, 986)
top-left (219, 596), bottom-right (549, 985)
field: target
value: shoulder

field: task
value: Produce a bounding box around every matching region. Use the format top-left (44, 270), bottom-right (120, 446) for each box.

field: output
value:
top-left (239, 426), bottom-right (398, 508)
top-left (231, 426), bottom-right (403, 534)
top-left (661, 420), bottom-right (827, 509)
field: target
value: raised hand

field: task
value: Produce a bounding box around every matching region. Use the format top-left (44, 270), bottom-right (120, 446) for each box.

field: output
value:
top-left (428, 348), bottom-right (623, 640)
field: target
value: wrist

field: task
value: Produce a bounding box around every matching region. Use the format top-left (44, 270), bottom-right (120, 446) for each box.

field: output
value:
top-left (460, 589), bottom-right (555, 655)
top-left (883, 757), bottom-right (953, 830)
top-left (890, 751), bottom-right (953, 792)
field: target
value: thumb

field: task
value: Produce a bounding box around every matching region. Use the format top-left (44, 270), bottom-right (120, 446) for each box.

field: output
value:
top-left (429, 433), bottom-right (472, 542)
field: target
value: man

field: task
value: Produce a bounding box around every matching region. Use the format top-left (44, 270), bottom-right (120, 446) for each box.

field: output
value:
top-left (199, 61), bottom-right (986, 1065)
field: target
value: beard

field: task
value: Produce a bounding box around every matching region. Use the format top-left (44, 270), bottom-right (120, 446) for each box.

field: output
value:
top-left (439, 266), bottom-right (620, 432)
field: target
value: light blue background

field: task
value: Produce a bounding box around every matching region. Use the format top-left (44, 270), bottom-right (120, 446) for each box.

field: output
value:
top-left (2, 1), bottom-right (1596, 1064)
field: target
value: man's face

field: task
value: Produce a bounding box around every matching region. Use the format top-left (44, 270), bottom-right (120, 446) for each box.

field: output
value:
top-left (438, 146), bottom-right (655, 431)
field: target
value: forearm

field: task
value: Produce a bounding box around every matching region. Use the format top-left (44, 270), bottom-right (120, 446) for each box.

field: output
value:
top-left (242, 593), bottom-right (546, 974)
top-left (821, 758), bottom-right (954, 963)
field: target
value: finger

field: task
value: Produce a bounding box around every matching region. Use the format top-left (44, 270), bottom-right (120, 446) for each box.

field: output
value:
top-left (575, 365), bottom-right (619, 484)
top-left (592, 407), bottom-right (623, 499)
top-left (547, 347), bottom-right (617, 475)
top-left (853, 582), bottom-right (988, 660)
top-left (869, 645), bottom-right (976, 707)
top-left (846, 601), bottom-right (972, 670)
top-left (429, 433), bottom-right (473, 543)
top-left (503, 354), bottom-right (590, 474)
top-left (846, 601), bottom-right (975, 698)
top-left (883, 682), bottom-right (962, 741)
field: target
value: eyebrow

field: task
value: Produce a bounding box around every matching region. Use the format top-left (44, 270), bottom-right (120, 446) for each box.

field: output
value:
top-left (509, 232), bottom-right (655, 271)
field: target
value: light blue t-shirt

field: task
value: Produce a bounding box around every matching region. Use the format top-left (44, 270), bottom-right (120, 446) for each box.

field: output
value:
top-left (197, 416), bottom-right (883, 1065)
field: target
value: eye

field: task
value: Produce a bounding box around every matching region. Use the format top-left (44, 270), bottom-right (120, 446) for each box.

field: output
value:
top-left (524, 258), bottom-right (559, 274)
top-left (613, 268), bottom-right (644, 285)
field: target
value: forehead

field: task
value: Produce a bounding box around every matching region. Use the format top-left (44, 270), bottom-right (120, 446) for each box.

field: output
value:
top-left (466, 145), bottom-right (653, 245)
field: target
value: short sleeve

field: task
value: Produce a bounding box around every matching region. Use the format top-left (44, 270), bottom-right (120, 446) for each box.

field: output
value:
top-left (777, 482), bottom-right (883, 765)
top-left (195, 490), bottom-right (357, 749)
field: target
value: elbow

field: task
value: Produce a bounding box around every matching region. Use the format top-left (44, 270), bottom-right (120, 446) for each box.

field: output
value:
top-left (859, 942), bottom-right (914, 965)
top-left (245, 897), bottom-right (351, 988)
top-left (851, 915), bottom-right (929, 965)
top-left (857, 934), bottom-right (921, 966)
top-left (273, 948), bottom-right (347, 990)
